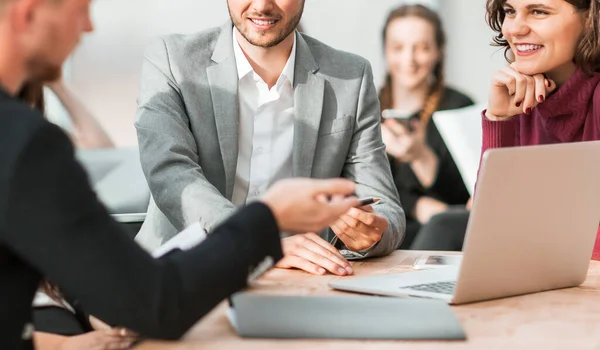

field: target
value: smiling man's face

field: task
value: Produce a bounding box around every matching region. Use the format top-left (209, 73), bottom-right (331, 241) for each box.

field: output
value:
top-left (227, 0), bottom-right (304, 48)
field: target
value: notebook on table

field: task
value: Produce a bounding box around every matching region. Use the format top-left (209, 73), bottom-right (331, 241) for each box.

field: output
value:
top-left (227, 292), bottom-right (466, 340)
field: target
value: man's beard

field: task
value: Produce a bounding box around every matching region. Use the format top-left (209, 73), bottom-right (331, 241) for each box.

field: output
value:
top-left (230, 5), bottom-right (304, 48)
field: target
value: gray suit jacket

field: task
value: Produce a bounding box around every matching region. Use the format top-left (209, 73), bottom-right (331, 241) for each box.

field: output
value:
top-left (135, 22), bottom-right (405, 256)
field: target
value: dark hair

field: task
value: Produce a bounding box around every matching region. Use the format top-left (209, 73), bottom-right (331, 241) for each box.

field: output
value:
top-left (378, 4), bottom-right (446, 126)
top-left (486, 0), bottom-right (600, 73)
top-left (42, 281), bottom-right (63, 303)
top-left (17, 80), bottom-right (45, 111)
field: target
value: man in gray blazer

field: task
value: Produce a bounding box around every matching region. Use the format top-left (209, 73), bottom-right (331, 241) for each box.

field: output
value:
top-left (135, 0), bottom-right (405, 276)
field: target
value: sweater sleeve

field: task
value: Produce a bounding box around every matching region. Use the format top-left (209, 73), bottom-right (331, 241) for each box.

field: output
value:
top-left (481, 110), bottom-right (520, 153)
top-left (473, 111), bottom-right (520, 193)
top-left (5, 123), bottom-right (283, 340)
top-left (592, 228), bottom-right (600, 261)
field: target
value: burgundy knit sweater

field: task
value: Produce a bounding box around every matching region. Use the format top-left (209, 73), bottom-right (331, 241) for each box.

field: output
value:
top-left (481, 68), bottom-right (600, 261)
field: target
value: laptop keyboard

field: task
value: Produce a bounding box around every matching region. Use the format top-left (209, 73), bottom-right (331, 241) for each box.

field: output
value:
top-left (403, 281), bottom-right (456, 295)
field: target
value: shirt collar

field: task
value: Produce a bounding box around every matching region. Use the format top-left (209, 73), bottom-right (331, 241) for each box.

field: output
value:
top-left (232, 27), bottom-right (296, 86)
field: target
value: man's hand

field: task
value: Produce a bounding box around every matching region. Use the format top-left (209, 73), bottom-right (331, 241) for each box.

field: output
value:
top-left (330, 205), bottom-right (388, 252)
top-left (261, 178), bottom-right (360, 234)
top-left (275, 233), bottom-right (354, 276)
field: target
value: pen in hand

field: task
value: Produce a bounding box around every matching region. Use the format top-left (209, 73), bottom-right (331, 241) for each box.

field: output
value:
top-left (357, 197), bottom-right (381, 207)
top-left (329, 197), bottom-right (381, 247)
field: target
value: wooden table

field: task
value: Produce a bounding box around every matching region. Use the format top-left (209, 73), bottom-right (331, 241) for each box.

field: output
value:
top-left (139, 251), bottom-right (600, 350)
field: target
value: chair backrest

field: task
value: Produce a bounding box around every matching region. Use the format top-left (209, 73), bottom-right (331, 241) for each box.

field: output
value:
top-left (76, 147), bottom-right (150, 214)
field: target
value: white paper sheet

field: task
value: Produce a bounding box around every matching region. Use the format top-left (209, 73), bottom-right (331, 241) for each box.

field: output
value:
top-left (432, 104), bottom-right (485, 195)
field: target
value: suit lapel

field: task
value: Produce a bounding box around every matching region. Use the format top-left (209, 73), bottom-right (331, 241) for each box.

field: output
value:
top-left (206, 23), bottom-right (239, 199)
top-left (293, 34), bottom-right (325, 177)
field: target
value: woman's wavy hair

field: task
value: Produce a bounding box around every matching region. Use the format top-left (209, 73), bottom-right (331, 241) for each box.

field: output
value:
top-left (486, 0), bottom-right (600, 73)
top-left (378, 4), bottom-right (446, 126)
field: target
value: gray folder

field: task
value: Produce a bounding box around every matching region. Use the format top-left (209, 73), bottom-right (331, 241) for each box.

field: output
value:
top-left (228, 293), bottom-right (466, 340)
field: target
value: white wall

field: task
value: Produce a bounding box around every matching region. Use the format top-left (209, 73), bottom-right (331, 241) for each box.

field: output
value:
top-left (302, 0), bottom-right (438, 89)
top-left (67, 0), bottom-right (230, 146)
top-left (438, 0), bottom-right (507, 103)
top-left (65, 0), bottom-right (437, 146)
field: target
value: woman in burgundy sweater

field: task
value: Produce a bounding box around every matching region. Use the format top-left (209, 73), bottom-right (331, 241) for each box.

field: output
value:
top-left (412, 0), bottom-right (600, 260)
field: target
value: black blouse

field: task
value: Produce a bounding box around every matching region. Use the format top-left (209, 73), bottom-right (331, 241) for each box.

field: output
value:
top-left (389, 87), bottom-right (474, 220)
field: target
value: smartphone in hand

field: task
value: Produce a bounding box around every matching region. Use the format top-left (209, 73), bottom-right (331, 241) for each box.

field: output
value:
top-left (382, 109), bottom-right (416, 133)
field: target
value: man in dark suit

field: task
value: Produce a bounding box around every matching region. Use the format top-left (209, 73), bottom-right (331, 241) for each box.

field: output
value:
top-left (0, 0), bottom-right (360, 348)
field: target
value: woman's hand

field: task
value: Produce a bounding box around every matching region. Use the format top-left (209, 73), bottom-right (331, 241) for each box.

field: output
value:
top-left (381, 118), bottom-right (431, 163)
top-left (60, 329), bottom-right (137, 350)
top-left (486, 64), bottom-right (557, 121)
top-left (415, 197), bottom-right (448, 224)
top-left (35, 327), bottom-right (137, 350)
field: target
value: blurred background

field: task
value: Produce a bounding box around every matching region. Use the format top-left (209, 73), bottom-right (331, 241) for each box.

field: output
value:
top-left (49, 0), bottom-right (506, 147)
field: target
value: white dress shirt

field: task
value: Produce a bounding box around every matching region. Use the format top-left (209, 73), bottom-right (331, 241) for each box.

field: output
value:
top-left (231, 29), bottom-right (297, 206)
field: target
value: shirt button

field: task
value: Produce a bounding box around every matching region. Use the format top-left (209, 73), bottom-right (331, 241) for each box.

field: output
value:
top-left (256, 147), bottom-right (263, 154)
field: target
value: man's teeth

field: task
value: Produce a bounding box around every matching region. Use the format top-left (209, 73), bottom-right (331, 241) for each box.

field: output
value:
top-left (252, 19), bottom-right (277, 25)
top-left (516, 44), bottom-right (542, 52)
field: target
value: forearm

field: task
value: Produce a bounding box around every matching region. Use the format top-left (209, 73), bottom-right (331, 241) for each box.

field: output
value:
top-left (133, 341), bottom-right (186, 350)
top-left (49, 83), bottom-right (113, 149)
top-left (6, 125), bottom-right (283, 340)
top-left (481, 111), bottom-right (519, 153)
top-left (344, 148), bottom-right (405, 258)
top-left (33, 332), bottom-right (67, 350)
top-left (144, 164), bottom-right (237, 232)
top-left (135, 37), bottom-right (238, 231)
top-left (345, 61), bottom-right (405, 257)
top-left (409, 146), bottom-right (439, 189)
top-left (137, 125), bottom-right (237, 231)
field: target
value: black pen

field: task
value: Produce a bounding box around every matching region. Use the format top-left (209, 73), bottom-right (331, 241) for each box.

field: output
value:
top-left (357, 197), bottom-right (381, 207)
top-left (329, 198), bottom-right (381, 247)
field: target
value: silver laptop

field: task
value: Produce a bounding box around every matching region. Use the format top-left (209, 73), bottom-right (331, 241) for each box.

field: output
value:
top-left (330, 141), bottom-right (600, 304)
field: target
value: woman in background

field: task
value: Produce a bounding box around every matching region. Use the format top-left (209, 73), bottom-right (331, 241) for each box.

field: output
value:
top-left (379, 4), bottom-right (474, 249)
top-left (18, 81), bottom-right (135, 349)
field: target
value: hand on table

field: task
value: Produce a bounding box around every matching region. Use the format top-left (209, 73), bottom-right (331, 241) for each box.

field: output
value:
top-left (275, 232), bottom-right (354, 276)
